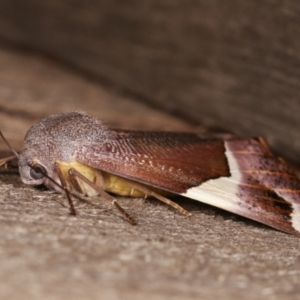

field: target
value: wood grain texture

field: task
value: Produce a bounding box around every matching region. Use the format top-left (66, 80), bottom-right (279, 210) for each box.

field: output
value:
top-left (0, 1), bottom-right (299, 164)
top-left (1, 5), bottom-right (300, 300)
top-left (0, 44), bottom-right (300, 300)
top-left (0, 49), bottom-right (191, 153)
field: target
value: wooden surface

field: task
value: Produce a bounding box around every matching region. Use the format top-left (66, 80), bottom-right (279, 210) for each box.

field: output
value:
top-left (0, 1), bottom-right (300, 164)
top-left (1, 47), bottom-right (300, 300)
top-left (0, 49), bottom-right (191, 153)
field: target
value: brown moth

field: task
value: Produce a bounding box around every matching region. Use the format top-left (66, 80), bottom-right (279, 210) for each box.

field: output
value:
top-left (1, 111), bottom-right (300, 236)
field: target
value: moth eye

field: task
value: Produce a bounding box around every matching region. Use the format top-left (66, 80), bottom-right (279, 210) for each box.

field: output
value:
top-left (29, 164), bottom-right (47, 180)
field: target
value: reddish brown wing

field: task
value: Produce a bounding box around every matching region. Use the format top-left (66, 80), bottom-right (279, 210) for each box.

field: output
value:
top-left (74, 131), bottom-right (230, 193)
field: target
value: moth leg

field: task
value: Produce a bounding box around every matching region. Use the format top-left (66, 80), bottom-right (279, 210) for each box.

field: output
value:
top-left (54, 163), bottom-right (77, 216)
top-left (124, 181), bottom-right (192, 217)
top-left (0, 155), bottom-right (16, 167)
top-left (68, 168), bottom-right (137, 225)
top-left (130, 188), bottom-right (135, 196)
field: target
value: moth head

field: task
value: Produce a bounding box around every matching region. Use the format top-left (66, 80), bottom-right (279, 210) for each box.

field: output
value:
top-left (0, 129), bottom-right (58, 190)
top-left (18, 147), bottom-right (61, 191)
top-left (2, 111), bottom-right (115, 192)
top-left (18, 155), bottom-right (49, 185)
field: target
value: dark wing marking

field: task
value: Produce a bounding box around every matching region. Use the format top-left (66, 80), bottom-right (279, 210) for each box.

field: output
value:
top-left (226, 139), bottom-right (300, 236)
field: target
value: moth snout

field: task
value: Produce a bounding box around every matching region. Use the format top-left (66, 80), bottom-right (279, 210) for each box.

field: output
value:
top-left (18, 158), bottom-right (49, 186)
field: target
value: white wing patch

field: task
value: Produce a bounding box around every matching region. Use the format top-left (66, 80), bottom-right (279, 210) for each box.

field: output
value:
top-left (182, 142), bottom-right (242, 212)
top-left (291, 202), bottom-right (300, 233)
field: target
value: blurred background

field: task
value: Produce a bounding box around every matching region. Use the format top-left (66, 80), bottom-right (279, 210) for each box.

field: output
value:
top-left (1, 2), bottom-right (300, 300)
top-left (0, 1), bottom-right (299, 164)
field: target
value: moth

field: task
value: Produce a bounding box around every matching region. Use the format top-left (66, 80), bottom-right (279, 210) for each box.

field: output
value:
top-left (1, 111), bottom-right (300, 236)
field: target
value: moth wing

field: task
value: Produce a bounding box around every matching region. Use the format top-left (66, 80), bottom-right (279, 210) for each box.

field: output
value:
top-left (75, 131), bottom-right (300, 236)
top-left (187, 139), bottom-right (300, 236)
top-left (74, 131), bottom-right (230, 193)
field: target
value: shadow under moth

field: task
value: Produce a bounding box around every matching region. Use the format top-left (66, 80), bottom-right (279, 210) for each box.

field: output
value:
top-left (1, 111), bottom-right (300, 236)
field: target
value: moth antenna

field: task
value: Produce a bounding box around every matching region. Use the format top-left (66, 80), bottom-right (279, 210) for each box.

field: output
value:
top-left (0, 130), bottom-right (20, 159)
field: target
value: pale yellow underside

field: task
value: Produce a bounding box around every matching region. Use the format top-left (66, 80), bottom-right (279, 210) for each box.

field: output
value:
top-left (56, 160), bottom-right (165, 197)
